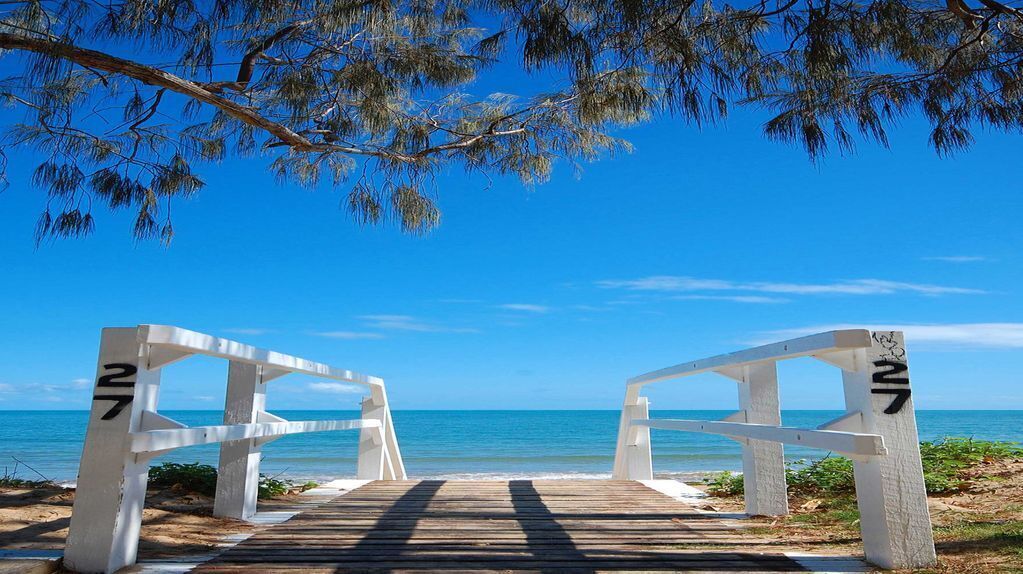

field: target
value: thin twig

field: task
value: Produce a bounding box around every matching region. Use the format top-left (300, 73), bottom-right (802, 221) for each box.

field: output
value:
top-left (11, 456), bottom-right (51, 482)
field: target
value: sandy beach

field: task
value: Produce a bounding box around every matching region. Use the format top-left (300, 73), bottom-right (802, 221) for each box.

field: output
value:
top-left (3, 454), bottom-right (1022, 572)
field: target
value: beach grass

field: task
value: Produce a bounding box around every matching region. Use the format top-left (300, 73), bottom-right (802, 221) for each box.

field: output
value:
top-left (704, 437), bottom-right (1023, 497)
top-left (147, 461), bottom-right (313, 499)
top-left (701, 437), bottom-right (1023, 573)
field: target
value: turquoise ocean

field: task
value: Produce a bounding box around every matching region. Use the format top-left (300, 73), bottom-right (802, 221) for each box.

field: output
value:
top-left (0, 410), bottom-right (1020, 485)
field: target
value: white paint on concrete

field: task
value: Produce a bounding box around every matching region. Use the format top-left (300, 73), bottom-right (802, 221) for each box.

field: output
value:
top-left (618, 329), bottom-right (936, 569)
top-left (640, 479), bottom-right (707, 505)
top-left (317, 479), bottom-right (372, 492)
top-left (65, 325), bottom-right (405, 573)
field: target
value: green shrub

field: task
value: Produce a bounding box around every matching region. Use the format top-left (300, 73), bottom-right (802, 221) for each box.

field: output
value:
top-left (148, 462), bottom-right (218, 495)
top-left (704, 438), bottom-right (1023, 499)
top-left (258, 475), bottom-right (291, 499)
top-left (704, 471), bottom-right (744, 495)
top-left (786, 456), bottom-right (855, 495)
top-left (920, 437), bottom-right (1023, 493)
top-left (148, 462), bottom-right (296, 499)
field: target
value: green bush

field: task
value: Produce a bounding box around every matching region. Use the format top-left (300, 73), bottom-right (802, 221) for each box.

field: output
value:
top-left (920, 437), bottom-right (1023, 493)
top-left (704, 471), bottom-right (744, 496)
top-left (258, 475), bottom-right (291, 499)
top-left (148, 462), bottom-right (297, 499)
top-left (148, 462), bottom-right (218, 495)
top-left (786, 456), bottom-right (855, 495)
top-left (703, 438), bottom-right (1022, 498)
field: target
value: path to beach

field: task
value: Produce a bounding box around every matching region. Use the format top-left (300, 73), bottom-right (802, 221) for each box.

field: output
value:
top-left (190, 480), bottom-right (848, 572)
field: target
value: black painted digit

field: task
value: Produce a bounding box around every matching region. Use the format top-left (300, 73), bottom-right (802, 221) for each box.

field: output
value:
top-left (93, 363), bottom-right (137, 420)
top-left (97, 363), bottom-right (138, 387)
top-left (872, 388), bottom-right (911, 414)
top-left (871, 360), bottom-right (909, 384)
top-left (93, 395), bottom-right (134, 420)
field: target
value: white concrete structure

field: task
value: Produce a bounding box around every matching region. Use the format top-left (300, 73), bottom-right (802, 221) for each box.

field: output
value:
top-left (64, 325), bottom-right (405, 574)
top-left (613, 330), bottom-right (936, 570)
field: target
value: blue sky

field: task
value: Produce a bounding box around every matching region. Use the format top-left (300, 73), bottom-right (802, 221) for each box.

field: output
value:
top-left (1, 92), bottom-right (1020, 411)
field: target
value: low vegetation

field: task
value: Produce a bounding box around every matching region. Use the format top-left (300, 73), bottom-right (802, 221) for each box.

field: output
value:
top-left (702, 437), bottom-right (1023, 572)
top-left (0, 475), bottom-right (52, 489)
top-left (0, 460), bottom-right (55, 489)
top-left (148, 462), bottom-right (218, 496)
top-left (257, 475), bottom-right (292, 499)
top-left (147, 462), bottom-right (312, 499)
top-left (704, 437), bottom-right (1023, 497)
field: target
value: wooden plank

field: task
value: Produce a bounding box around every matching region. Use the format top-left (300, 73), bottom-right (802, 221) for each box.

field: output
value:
top-left (191, 480), bottom-right (807, 573)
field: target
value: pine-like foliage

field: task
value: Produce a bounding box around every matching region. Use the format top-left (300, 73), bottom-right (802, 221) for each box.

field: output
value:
top-left (0, 0), bottom-right (1019, 243)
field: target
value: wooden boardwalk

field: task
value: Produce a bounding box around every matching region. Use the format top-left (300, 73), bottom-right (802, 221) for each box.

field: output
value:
top-left (194, 480), bottom-right (809, 572)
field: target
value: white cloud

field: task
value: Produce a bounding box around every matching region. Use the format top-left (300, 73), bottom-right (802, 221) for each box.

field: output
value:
top-left (223, 328), bottom-right (274, 335)
top-left (756, 323), bottom-right (1023, 349)
top-left (672, 295), bottom-right (789, 304)
top-left (599, 276), bottom-right (734, 291)
top-left (598, 276), bottom-right (983, 296)
top-left (922, 256), bottom-right (990, 263)
top-left (313, 331), bottom-right (386, 340)
top-left (71, 378), bottom-right (92, 389)
top-left (358, 314), bottom-right (477, 333)
top-left (571, 304), bottom-right (612, 312)
top-left (0, 381), bottom-right (91, 404)
top-left (498, 303), bottom-right (551, 313)
top-left (308, 382), bottom-right (364, 394)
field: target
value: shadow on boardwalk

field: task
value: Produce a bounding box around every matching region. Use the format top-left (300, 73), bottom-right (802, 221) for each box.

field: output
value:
top-left (194, 480), bottom-right (865, 572)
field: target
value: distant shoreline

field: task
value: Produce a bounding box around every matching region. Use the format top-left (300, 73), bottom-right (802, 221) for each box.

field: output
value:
top-left (3, 410), bottom-right (1020, 485)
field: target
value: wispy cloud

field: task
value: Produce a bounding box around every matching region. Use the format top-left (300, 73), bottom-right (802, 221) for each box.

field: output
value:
top-left (308, 382), bottom-right (364, 394)
top-left (922, 256), bottom-right (991, 263)
top-left (0, 380), bottom-right (92, 403)
top-left (601, 277), bottom-right (733, 291)
top-left (571, 304), bottom-right (612, 312)
top-left (755, 323), bottom-right (1023, 349)
top-left (313, 331), bottom-right (386, 340)
top-left (358, 314), bottom-right (477, 333)
top-left (672, 294), bottom-right (789, 304)
top-left (223, 328), bottom-right (274, 336)
top-left (598, 276), bottom-right (983, 296)
top-left (70, 378), bottom-right (92, 389)
top-left (498, 303), bottom-right (551, 314)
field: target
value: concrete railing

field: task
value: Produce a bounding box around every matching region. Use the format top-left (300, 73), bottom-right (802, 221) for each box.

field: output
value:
top-left (64, 325), bottom-right (405, 573)
top-left (612, 330), bottom-right (936, 569)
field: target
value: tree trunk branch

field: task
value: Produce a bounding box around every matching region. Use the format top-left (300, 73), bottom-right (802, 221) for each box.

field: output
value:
top-left (0, 33), bottom-right (542, 162)
top-left (0, 32), bottom-right (322, 151)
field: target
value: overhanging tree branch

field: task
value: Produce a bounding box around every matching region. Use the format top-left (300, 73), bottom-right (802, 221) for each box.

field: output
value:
top-left (3, 0), bottom-right (1022, 244)
top-left (0, 32), bottom-right (324, 151)
top-left (0, 33), bottom-right (543, 162)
